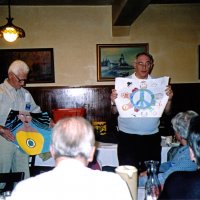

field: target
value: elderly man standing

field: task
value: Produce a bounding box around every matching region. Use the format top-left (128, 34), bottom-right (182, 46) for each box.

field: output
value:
top-left (111, 52), bottom-right (174, 173)
top-left (10, 117), bottom-right (132, 200)
top-left (0, 60), bottom-right (41, 181)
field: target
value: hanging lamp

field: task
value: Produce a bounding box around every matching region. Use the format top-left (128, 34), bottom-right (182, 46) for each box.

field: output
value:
top-left (0, 0), bottom-right (25, 42)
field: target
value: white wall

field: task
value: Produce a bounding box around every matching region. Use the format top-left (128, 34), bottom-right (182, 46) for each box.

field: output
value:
top-left (0, 4), bottom-right (200, 86)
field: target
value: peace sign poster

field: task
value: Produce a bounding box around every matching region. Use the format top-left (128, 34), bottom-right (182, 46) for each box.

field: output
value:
top-left (115, 76), bottom-right (169, 118)
top-left (5, 110), bottom-right (52, 155)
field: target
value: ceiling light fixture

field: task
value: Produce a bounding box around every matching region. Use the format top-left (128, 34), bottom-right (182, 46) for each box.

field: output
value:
top-left (0, 0), bottom-right (25, 42)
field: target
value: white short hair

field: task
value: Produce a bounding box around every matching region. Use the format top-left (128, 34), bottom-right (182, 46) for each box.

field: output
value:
top-left (8, 60), bottom-right (29, 75)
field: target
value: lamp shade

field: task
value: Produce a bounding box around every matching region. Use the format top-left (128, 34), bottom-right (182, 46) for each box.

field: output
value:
top-left (0, 18), bottom-right (25, 42)
top-left (0, 1), bottom-right (25, 42)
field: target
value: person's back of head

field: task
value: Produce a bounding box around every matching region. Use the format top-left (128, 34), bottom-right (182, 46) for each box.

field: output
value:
top-left (188, 115), bottom-right (200, 167)
top-left (51, 117), bottom-right (95, 162)
top-left (8, 60), bottom-right (29, 75)
top-left (171, 110), bottom-right (198, 140)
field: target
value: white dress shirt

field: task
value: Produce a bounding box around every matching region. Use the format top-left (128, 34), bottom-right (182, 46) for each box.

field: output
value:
top-left (11, 159), bottom-right (132, 200)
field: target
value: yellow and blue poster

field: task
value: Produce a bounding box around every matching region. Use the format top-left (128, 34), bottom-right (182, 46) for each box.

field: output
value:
top-left (5, 110), bottom-right (52, 155)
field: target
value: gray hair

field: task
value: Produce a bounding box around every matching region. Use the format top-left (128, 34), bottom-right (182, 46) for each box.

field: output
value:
top-left (171, 110), bottom-right (198, 139)
top-left (136, 52), bottom-right (154, 64)
top-left (51, 117), bottom-right (95, 160)
top-left (188, 115), bottom-right (200, 167)
top-left (8, 60), bottom-right (29, 75)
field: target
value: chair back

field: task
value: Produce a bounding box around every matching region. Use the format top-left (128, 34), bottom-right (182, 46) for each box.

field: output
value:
top-left (0, 172), bottom-right (25, 194)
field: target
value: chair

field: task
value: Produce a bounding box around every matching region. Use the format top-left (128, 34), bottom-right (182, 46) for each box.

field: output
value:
top-left (29, 154), bottom-right (54, 177)
top-left (52, 108), bottom-right (86, 123)
top-left (0, 172), bottom-right (25, 194)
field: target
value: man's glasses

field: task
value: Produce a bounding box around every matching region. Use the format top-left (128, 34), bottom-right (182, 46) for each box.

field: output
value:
top-left (136, 61), bottom-right (152, 68)
top-left (12, 73), bottom-right (27, 83)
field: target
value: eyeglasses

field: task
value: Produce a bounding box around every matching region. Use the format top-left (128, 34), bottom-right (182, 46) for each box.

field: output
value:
top-left (12, 73), bottom-right (27, 83)
top-left (136, 61), bottom-right (152, 68)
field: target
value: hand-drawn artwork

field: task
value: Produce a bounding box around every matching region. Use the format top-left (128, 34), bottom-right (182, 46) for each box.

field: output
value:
top-left (115, 77), bottom-right (169, 117)
top-left (5, 110), bottom-right (52, 155)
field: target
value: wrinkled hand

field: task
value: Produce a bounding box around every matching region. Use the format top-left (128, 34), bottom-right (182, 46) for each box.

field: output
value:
top-left (165, 85), bottom-right (173, 101)
top-left (0, 127), bottom-right (15, 142)
top-left (49, 119), bottom-right (55, 128)
top-left (111, 89), bottom-right (118, 104)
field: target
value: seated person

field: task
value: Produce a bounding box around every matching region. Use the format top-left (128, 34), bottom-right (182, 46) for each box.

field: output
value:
top-left (139, 110), bottom-right (198, 187)
top-left (158, 115), bottom-right (200, 199)
top-left (10, 117), bottom-right (132, 200)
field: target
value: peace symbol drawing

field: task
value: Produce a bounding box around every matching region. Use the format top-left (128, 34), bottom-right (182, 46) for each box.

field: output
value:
top-left (115, 77), bottom-right (169, 118)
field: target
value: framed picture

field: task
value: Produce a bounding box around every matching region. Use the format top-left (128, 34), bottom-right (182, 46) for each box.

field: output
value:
top-left (97, 43), bottom-right (149, 81)
top-left (0, 48), bottom-right (55, 84)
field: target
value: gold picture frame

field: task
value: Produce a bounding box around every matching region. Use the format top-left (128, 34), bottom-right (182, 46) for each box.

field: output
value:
top-left (97, 43), bottom-right (149, 82)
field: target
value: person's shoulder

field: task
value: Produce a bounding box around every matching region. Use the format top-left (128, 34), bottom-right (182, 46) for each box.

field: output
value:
top-left (13, 170), bottom-right (53, 192)
top-left (168, 170), bottom-right (185, 177)
top-left (20, 87), bottom-right (29, 92)
top-left (124, 75), bottom-right (133, 79)
top-left (0, 80), bottom-right (7, 89)
top-left (0, 84), bottom-right (4, 92)
top-left (93, 170), bottom-right (132, 199)
top-left (166, 170), bottom-right (192, 184)
top-left (92, 170), bottom-right (123, 182)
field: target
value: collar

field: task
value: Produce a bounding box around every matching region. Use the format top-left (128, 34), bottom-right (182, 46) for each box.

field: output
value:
top-left (4, 79), bottom-right (16, 91)
top-left (132, 72), bottom-right (152, 80)
top-left (56, 158), bottom-right (85, 168)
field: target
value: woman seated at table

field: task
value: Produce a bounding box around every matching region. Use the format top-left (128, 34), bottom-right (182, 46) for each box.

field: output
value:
top-left (139, 110), bottom-right (198, 187)
top-left (158, 115), bottom-right (200, 199)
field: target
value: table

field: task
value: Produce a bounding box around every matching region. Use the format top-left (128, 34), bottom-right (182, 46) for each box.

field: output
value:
top-left (34, 142), bottom-right (118, 167)
top-left (34, 142), bottom-right (171, 167)
top-left (138, 187), bottom-right (145, 200)
top-left (95, 142), bottom-right (118, 167)
top-left (96, 142), bottom-right (171, 167)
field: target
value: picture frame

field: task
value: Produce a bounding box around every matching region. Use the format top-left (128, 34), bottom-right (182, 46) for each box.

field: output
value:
top-left (0, 48), bottom-right (55, 84)
top-left (97, 43), bottom-right (149, 81)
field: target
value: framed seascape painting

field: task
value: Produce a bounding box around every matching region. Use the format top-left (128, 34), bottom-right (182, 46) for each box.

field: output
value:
top-left (0, 48), bottom-right (55, 84)
top-left (96, 43), bottom-right (149, 82)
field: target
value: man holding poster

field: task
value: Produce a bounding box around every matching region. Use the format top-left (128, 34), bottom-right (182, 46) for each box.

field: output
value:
top-left (0, 60), bottom-right (41, 184)
top-left (111, 52), bottom-right (173, 173)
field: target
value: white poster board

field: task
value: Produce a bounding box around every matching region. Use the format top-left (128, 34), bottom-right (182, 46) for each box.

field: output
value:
top-left (115, 77), bottom-right (169, 118)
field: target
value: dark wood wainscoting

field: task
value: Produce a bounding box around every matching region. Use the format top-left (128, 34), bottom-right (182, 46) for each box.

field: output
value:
top-left (26, 85), bottom-right (118, 140)
top-left (26, 83), bottom-right (200, 138)
top-left (26, 85), bottom-right (114, 121)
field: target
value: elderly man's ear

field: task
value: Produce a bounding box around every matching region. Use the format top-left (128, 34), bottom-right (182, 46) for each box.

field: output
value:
top-left (50, 144), bottom-right (54, 159)
top-left (88, 146), bottom-right (96, 163)
top-left (133, 60), bottom-right (137, 69)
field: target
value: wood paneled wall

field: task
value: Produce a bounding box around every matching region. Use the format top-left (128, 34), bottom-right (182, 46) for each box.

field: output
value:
top-left (26, 83), bottom-right (200, 137)
top-left (26, 85), bottom-right (118, 137)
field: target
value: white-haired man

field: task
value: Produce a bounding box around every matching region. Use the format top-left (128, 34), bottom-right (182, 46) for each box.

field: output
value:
top-left (0, 60), bottom-right (41, 183)
top-left (10, 117), bottom-right (132, 200)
